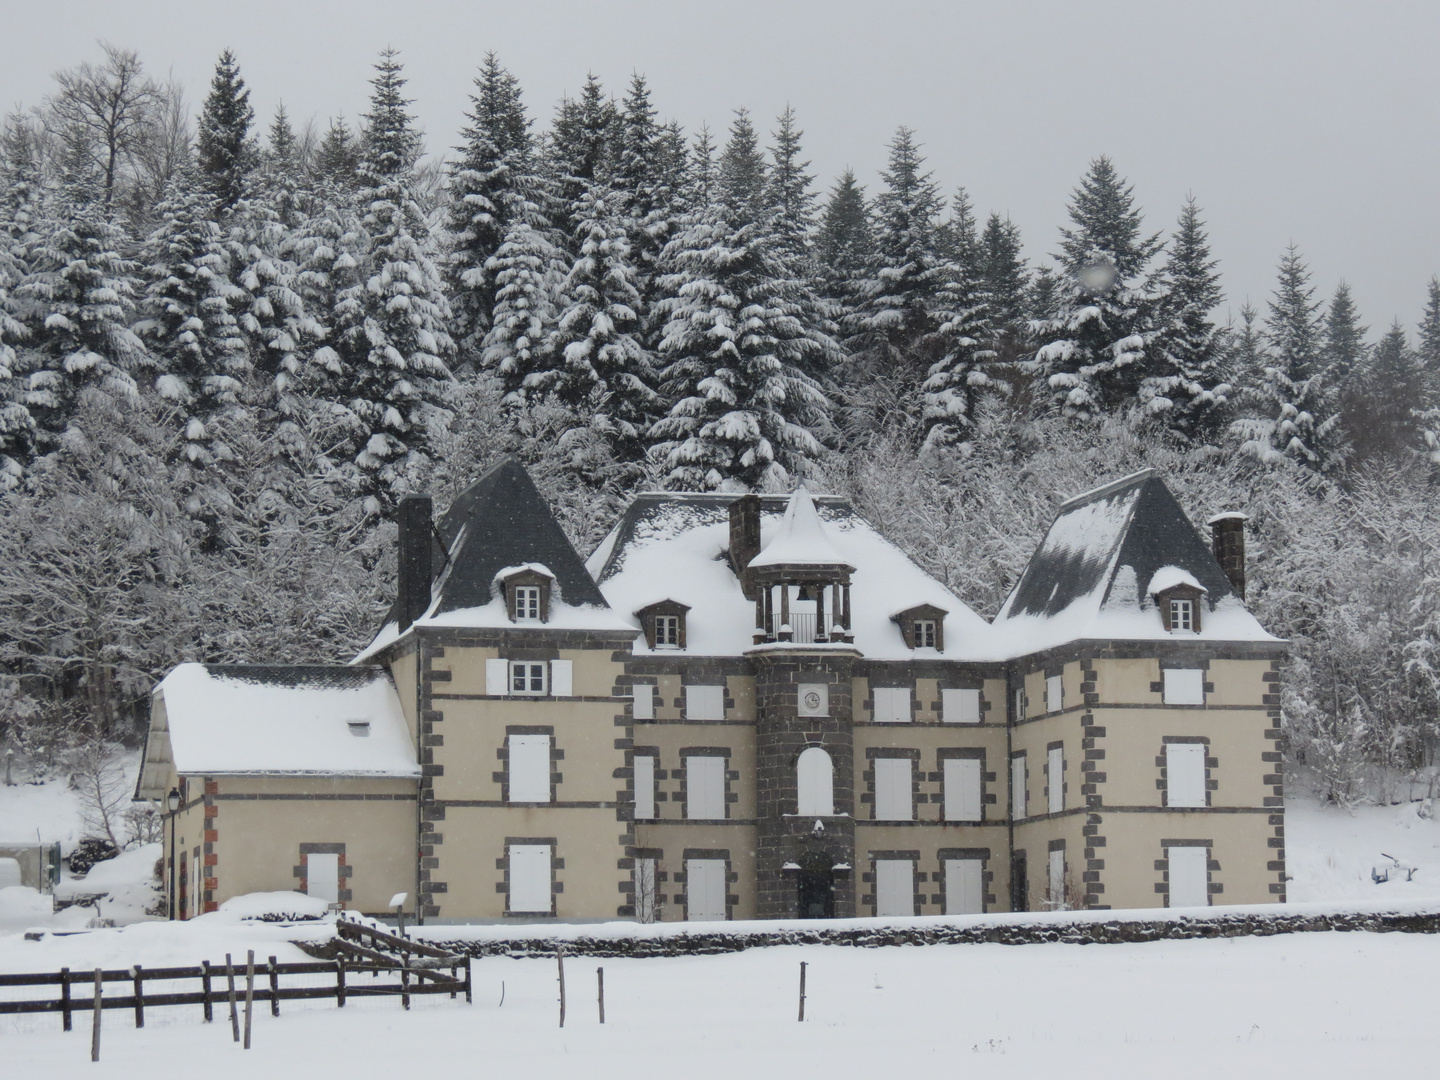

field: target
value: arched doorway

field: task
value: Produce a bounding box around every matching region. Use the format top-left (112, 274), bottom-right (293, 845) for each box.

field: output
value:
top-left (797, 853), bottom-right (835, 919)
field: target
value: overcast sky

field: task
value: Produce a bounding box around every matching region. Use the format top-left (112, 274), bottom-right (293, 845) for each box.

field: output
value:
top-left (4, 0), bottom-right (1438, 334)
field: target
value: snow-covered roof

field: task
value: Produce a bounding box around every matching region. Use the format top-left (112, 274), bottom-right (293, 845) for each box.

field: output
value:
top-left (151, 663), bottom-right (420, 779)
top-left (589, 493), bottom-right (992, 660)
top-left (748, 489), bottom-right (853, 569)
top-left (988, 470), bottom-right (1278, 657)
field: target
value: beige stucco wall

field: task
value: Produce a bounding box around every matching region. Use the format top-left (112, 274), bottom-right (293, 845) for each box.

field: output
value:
top-left (854, 724), bottom-right (1009, 823)
top-left (1012, 812), bottom-right (1090, 909)
top-left (856, 823), bottom-right (1011, 914)
top-left (1011, 711), bottom-right (1085, 819)
top-left (207, 775), bottom-right (417, 914)
top-left (1093, 810), bottom-right (1277, 909)
top-left (389, 648), bottom-right (419, 746)
top-left (631, 822), bottom-right (759, 921)
top-left (1098, 706), bottom-right (1273, 807)
top-left (633, 722), bottom-right (757, 820)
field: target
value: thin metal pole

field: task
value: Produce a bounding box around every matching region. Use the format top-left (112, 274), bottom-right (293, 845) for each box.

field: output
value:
top-left (597, 966), bottom-right (605, 1024)
top-left (90, 968), bottom-right (102, 1062)
top-left (557, 945), bottom-right (566, 1028)
top-left (243, 950), bottom-right (254, 1049)
top-left (798, 961), bottom-right (807, 1022)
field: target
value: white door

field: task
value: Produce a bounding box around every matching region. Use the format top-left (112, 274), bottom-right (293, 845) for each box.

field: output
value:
top-left (686, 859), bottom-right (726, 920)
top-left (508, 845), bottom-right (552, 913)
top-left (944, 859), bottom-right (983, 915)
top-left (943, 758), bottom-right (982, 821)
top-left (306, 853), bottom-right (339, 905)
top-left (874, 859), bottom-right (914, 917)
top-left (1048, 849), bottom-right (1065, 908)
top-left (1168, 846), bottom-right (1209, 907)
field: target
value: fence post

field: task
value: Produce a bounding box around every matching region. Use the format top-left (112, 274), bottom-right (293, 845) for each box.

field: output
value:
top-left (400, 943), bottom-right (411, 1012)
top-left (60, 966), bottom-right (71, 1032)
top-left (243, 951), bottom-right (255, 1050)
top-left (132, 964), bottom-right (144, 1028)
top-left (336, 958), bottom-right (347, 1008)
top-left (225, 953), bottom-right (239, 1043)
top-left (798, 961), bottom-right (807, 1022)
top-left (557, 945), bottom-right (566, 1028)
top-left (464, 955), bottom-right (473, 1004)
top-left (597, 967), bottom-right (605, 1024)
top-left (90, 968), bottom-right (102, 1063)
top-left (201, 960), bottom-right (213, 1022)
top-left (268, 956), bottom-right (280, 1017)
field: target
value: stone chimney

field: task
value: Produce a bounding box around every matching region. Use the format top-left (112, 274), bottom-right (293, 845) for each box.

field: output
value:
top-left (729, 494), bottom-right (762, 599)
top-left (397, 494), bottom-right (434, 630)
top-left (1208, 512), bottom-right (1248, 599)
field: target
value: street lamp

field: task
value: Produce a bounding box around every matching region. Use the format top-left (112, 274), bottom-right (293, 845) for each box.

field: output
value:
top-left (166, 788), bottom-right (181, 920)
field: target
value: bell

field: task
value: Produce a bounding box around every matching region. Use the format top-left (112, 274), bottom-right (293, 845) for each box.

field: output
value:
top-left (796, 584), bottom-right (813, 601)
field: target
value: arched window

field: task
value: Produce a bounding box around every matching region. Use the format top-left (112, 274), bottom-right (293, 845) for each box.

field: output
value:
top-left (796, 747), bottom-right (834, 816)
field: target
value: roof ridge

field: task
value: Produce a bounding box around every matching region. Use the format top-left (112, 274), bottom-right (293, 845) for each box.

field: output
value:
top-left (1057, 468), bottom-right (1157, 511)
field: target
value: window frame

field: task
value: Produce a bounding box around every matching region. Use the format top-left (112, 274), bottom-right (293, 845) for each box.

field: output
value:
top-left (506, 733), bottom-right (552, 803)
top-left (873, 757), bottom-right (914, 821)
top-left (685, 755), bottom-right (727, 819)
top-left (1163, 668), bottom-right (1206, 705)
top-left (513, 584), bottom-right (541, 622)
top-left (509, 660), bottom-right (548, 696)
top-left (654, 614), bottom-right (681, 648)
top-left (914, 619), bottom-right (937, 648)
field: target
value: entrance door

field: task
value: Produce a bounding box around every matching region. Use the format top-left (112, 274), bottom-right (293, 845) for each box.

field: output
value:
top-left (797, 862), bottom-right (834, 919)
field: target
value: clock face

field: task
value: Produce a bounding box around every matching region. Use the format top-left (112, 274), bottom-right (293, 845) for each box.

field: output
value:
top-left (803, 690), bottom-right (823, 711)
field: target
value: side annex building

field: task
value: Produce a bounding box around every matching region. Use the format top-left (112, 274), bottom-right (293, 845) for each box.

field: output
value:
top-left (137, 460), bottom-right (1286, 923)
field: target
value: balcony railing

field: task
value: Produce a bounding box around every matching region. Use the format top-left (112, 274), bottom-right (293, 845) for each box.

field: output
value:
top-left (771, 612), bottom-right (829, 643)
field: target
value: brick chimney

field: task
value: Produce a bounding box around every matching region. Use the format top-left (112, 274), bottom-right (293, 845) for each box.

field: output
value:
top-left (729, 494), bottom-right (762, 599)
top-left (1208, 512), bottom-right (1248, 599)
top-left (397, 494), bottom-right (434, 630)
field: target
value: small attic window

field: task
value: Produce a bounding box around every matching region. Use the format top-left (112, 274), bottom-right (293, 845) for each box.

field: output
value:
top-left (893, 604), bottom-right (947, 652)
top-left (1155, 585), bottom-right (1205, 633)
top-left (347, 721), bottom-right (371, 737)
top-left (636, 600), bottom-right (691, 650)
top-left (499, 568), bottom-right (553, 624)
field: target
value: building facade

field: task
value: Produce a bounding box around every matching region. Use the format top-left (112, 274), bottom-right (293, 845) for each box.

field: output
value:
top-left (138, 461), bottom-right (1286, 922)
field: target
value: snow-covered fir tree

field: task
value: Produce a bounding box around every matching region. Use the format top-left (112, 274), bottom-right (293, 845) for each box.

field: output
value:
top-left (767, 106), bottom-right (816, 265)
top-left (1418, 276), bottom-right (1440, 406)
top-left (545, 74), bottom-right (617, 240)
top-left (1344, 320), bottom-right (1426, 462)
top-left (0, 118), bottom-right (42, 484)
top-left (313, 118), bottom-right (360, 190)
top-left (446, 53), bottom-right (536, 360)
top-left (196, 50), bottom-right (255, 214)
top-left (685, 125), bottom-right (719, 212)
top-left (1028, 156), bottom-right (1162, 416)
top-left (481, 214), bottom-right (563, 402)
top-left (815, 169), bottom-right (871, 322)
top-left (981, 213), bottom-right (1028, 365)
top-left (545, 182), bottom-right (659, 458)
top-left (1144, 196), bottom-right (1229, 440)
top-left (612, 74), bottom-right (675, 283)
top-left (1322, 281), bottom-right (1368, 387)
top-left (136, 169), bottom-right (250, 463)
top-left (328, 51), bottom-right (455, 511)
top-left (718, 110), bottom-right (768, 226)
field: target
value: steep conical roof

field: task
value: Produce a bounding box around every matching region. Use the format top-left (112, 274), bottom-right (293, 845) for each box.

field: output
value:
top-left (748, 488), bottom-right (853, 569)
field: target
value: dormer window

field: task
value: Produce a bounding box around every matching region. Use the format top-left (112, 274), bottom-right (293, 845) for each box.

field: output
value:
top-left (498, 567), bottom-right (554, 624)
top-left (1169, 597), bottom-right (1195, 632)
top-left (636, 600), bottom-right (690, 650)
top-left (1155, 584), bottom-right (1205, 633)
top-left (893, 604), bottom-right (947, 652)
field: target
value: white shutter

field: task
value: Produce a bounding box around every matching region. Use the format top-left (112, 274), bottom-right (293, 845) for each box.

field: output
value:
top-left (632, 684), bottom-right (655, 720)
top-left (873, 758), bottom-right (913, 820)
top-left (1048, 746), bottom-right (1064, 814)
top-left (1166, 744), bottom-right (1207, 807)
top-left (796, 747), bottom-right (834, 816)
top-left (1167, 846), bottom-right (1209, 907)
top-left (306, 853), bottom-right (339, 904)
top-left (874, 859), bottom-right (914, 917)
top-left (944, 858), bottom-right (983, 915)
top-left (872, 687), bottom-right (911, 723)
top-left (685, 756), bottom-right (726, 819)
top-left (549, 659), bottom-right (573, 697)
top-left (485, 658), bottom-right (508, 696)
top-left (633, 754), bottom-right (655, 820)
top-left (1011, 755), bottom-right (1026, 820)
top-left (944, 758), bottom-right (982, 821)
top-left (507, 845), bottom-right (552, 913)
top-left (1048, 849), bottom-right (1065, 906)
top-left (507, 735), bottom-right (551, 802)
top-left (1046, 674), bottom-right (1063, 713)
top-left (942, 688), bottom-right (981, 724)
top-left (685, 685), bottom-right (725, 720)
top-left (1163, 668), bottom-right (1205, 705)
top-left (686, 859), bottom-right (727, 920)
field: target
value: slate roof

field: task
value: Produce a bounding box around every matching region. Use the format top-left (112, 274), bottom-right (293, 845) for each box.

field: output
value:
top-left (990, 469), bottom-right (1276, 654)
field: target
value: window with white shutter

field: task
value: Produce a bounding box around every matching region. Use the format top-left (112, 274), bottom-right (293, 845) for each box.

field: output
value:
top-left (507, 735), bottom-right (551, 802)
top-left (509, 661), bottom-right (547, 695)
top-left (873, 757), bottom-right (913, 820)
top-left (872, 687), bottom-right (912, 723)
top-left (685, 859), bottom-right (726, 920)
top-left (549, 659), bottom-right (572, 697)
top-left (1167, 846), bottom-right (1209, 907)
top-left (1163, 668), bottom-right (1205, 705)
top-left (944, 858), bottom-right (984, 915)
top-left (485, 658), bottom-right (508, 696)
top-left (1046, 674), bottom-right (1063, 713)
top-left (305, 853), bottom-right (339, 904)
top-left (1011, 754), bottom-right (1026, 820)
top-left (685, 756), bottom-right (726, 819)
top-left (1165, 743), bottom-right (1207, 807)
top-left (633, 754), bottom-right (656, 820)
top-left (632, 684), bottom-right (655, 720)
top-left (942, 688), bottom-right (981, 723)
top-left (685, 685), bottom-right (725, 720)
top-left (1048, 746), bottom-right (1064, 814)
top-left (874, 859), bottom-right (914, 917)
top-left (507, 845), bottom-right (551, 913)
top-left (943, 758), bottom-right (982, 822)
